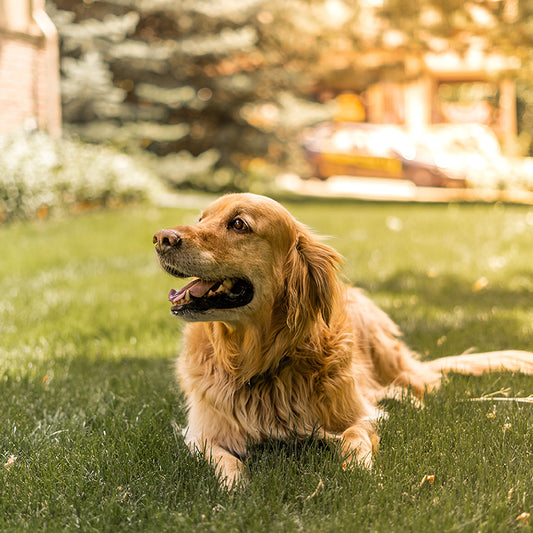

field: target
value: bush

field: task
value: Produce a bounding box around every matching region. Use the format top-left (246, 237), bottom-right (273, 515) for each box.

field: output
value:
top-left (0, 132), bottom-right (161, 223)
top-left (142, 149), bottom-right (248, 193)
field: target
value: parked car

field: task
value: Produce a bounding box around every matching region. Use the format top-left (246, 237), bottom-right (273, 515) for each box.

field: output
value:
top-left (414, 124), bottom-right (533, 191)
top-left (303, 122), bottom-right (467, 187)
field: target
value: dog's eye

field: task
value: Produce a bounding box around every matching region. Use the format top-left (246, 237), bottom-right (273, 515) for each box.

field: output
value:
top-left (229, 218), bottom-right (248, 232)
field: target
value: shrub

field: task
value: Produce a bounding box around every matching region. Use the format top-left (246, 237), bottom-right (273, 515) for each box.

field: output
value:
top-left (0, 131), bottom-right (160, 223)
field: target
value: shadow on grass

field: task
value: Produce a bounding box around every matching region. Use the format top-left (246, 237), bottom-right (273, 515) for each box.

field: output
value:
top-left (0, 354), bottom-right (235, 525)
top-left (1, 347), bottom-right (532, 531)
top-left (372, 269), bottom-right (533, 311)
top-left (357, 269), bottom-right (533, 357)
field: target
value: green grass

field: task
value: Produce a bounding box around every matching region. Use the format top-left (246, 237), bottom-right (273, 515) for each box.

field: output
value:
top-left (1, 198), bottom-right (532, 532)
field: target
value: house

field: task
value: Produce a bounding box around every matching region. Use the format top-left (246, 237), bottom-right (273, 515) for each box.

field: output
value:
top-left (315, 0), bottom-right (520, 145)
top-left (0, 0), bottom-right (61, 136)
top-left (365, 48), bottom-right (518, 140)
top-left (318, 46), bottom-right (519, 145)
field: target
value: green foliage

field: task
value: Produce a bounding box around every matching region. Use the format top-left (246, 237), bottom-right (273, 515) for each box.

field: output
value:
top-left (47, 0), bottom-right (339, 176)
top-left (142, 149), bottom-right (240, 192)
top-left (0, 132), bottom-right (160, 223)
top-left (1, 200), bottom-right (532, 530)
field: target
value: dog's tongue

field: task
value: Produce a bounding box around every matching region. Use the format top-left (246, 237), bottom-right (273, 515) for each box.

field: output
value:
top-left (168, 279), bottom-right (214, 302)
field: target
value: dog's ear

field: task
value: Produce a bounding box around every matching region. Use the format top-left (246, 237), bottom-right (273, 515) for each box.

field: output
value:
top-left (283, 227), bottom-right (343, 338)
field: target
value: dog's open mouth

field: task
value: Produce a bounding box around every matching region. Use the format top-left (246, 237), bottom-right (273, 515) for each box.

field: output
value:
top-left (168, 277), bottom-right (254, 315)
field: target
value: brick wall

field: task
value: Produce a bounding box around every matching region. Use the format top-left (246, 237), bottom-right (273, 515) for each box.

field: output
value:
top-left (0, 1), bottom-right (61, 136)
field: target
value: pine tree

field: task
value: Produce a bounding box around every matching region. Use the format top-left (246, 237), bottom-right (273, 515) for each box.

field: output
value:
top-left (47, 0), bottom-right (348, 186)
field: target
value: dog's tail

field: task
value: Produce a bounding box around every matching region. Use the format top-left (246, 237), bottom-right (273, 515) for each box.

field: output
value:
top-left (424, 350), bottom-right (533, 378)
top-left (379, 350), bottom-right (533, 402)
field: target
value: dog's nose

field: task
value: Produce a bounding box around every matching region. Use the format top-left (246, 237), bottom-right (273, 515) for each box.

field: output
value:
top-left (153, 229), bottom-right (182, 250)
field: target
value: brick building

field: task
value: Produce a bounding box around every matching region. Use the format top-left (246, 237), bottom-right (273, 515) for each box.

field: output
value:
top-left (0, 0), bottom-right (61, 136)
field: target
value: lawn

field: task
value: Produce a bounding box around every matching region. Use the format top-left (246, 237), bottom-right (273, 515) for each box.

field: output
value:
top-left (0, 197), bottom-right (532, 532)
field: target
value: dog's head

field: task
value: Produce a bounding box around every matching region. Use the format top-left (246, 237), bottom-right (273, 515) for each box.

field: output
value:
top-left (154, 193), bottom-right (342, 334)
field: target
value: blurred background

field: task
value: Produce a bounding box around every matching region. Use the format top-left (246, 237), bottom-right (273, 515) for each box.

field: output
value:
top-left (2, 0), bottom-right (533, 221)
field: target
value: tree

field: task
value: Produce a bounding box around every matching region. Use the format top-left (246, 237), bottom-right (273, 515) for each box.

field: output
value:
top-left (48, 0), bottom-right (361, 188)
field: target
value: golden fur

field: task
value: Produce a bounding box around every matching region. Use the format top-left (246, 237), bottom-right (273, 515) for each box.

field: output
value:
top-left (153, 193), bottom-right (533, 487)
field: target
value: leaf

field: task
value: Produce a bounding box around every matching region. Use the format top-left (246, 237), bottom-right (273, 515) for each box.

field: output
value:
top-left (472, 276), bottom-right (489, 292)
top-left (420, 474), bottom-right (435, 487)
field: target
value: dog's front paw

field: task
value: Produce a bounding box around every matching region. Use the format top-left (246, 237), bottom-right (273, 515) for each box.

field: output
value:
top-left (215, 455), bottom-right (246, 490)
top-left (342, 448), bottom-right (374, 471)
top-left (341, 424), bottom-right (379, 471)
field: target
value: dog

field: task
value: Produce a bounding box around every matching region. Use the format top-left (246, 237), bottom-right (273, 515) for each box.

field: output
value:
top-left (153, 193), bottom-right (533, 488)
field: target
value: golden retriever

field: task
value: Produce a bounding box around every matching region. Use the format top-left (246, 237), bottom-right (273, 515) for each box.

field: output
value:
top-left (153, 193), bottom-right (533, 488)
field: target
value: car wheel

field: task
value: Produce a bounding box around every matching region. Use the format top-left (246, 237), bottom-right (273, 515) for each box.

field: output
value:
top-left (408, 168), bottom-right (440, 187)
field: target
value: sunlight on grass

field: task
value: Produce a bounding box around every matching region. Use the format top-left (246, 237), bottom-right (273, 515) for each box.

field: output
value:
top-left (0, 207), bottom-right (190, 373)
top-left (0, 198), bottom-right (532, 531)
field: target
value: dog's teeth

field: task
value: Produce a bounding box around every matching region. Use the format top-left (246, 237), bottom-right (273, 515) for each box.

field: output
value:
top-left (185, 290), bottom-right (191, 302)
top-left (223, 279), bottom-right (234, 290)
top-left (208, 290), bottom-right (215, 297)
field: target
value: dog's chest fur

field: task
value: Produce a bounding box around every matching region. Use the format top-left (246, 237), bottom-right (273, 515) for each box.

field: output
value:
top-left (178, 323), bottom-right (367, 453)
